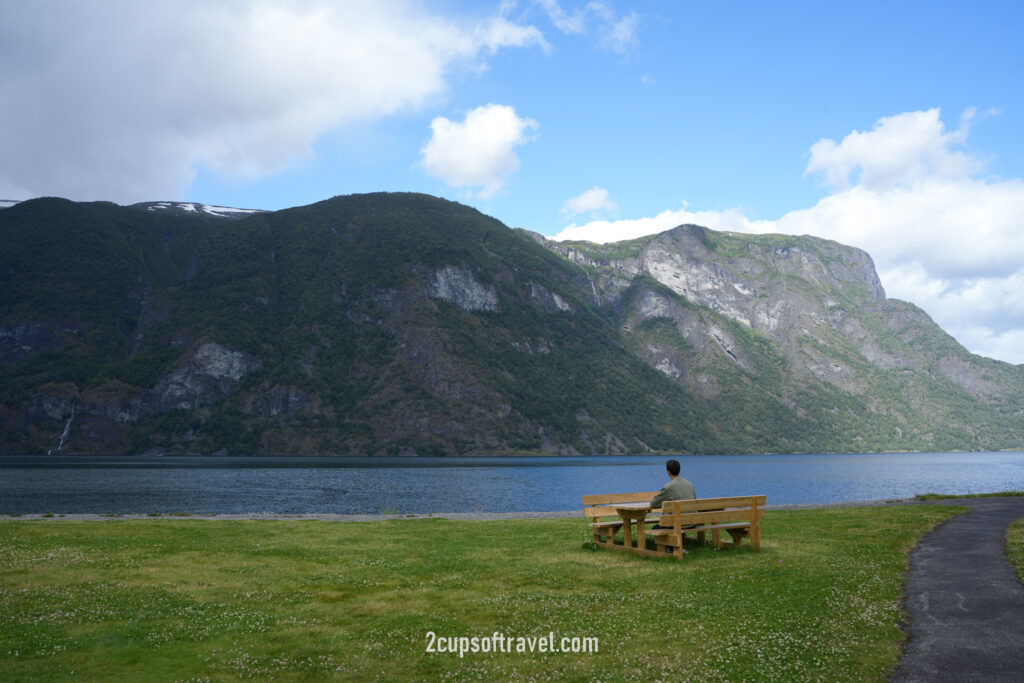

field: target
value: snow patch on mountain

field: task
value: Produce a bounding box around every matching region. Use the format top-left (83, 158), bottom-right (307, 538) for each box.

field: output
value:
top-left (139, 201), bottom-right (265, 218)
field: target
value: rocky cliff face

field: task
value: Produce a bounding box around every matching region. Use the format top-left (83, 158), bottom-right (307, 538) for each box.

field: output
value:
top-left (537, 223), bottom-right (1024, 452)
top-left (640, 227), bottom-right (885, 330)
top-left (141, 342), bottom-right (261, 415)
top-left (634, 227), bottom-right (888, 392)
top-left (0, 322), bottom-right (80, 363)
top-left (428, 265), bottom-right (499, 312)
top-left (13, 342), bottom-right (261, 452)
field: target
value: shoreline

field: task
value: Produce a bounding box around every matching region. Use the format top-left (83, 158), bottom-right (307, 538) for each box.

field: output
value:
top-left (2, 497), bottom-right (941, 521)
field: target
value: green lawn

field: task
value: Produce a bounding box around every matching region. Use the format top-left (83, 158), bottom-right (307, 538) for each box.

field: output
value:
top-left (914, 490), bottom-right (1024, 500)
top-left (0, 506), bottom-right (959, 682)
top-left (1008, 517), bottom-right (1024, 584)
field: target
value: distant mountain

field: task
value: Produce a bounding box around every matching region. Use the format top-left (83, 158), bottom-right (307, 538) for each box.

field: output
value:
top-left (2, 192), bottom-right (1023, 455)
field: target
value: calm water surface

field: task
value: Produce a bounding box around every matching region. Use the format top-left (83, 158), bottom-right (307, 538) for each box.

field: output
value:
top-left (1, 452), bottom-right (1022, 515)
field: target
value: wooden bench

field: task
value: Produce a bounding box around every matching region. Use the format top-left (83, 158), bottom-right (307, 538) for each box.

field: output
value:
top-left (581, 491), bottom-right (660, 547)
top-left (647, 495), bottom-right (766, 560)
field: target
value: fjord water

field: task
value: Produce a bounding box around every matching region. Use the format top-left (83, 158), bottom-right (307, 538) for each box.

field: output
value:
top-left (2, 452), bottom-right (1023, 515)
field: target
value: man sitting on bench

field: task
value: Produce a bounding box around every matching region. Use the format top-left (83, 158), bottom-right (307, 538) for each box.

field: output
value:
top-left (650, 459), bottom-right (695, 528)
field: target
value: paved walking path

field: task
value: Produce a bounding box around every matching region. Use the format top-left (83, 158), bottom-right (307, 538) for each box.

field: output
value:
top-left (892, 497), bottom-right (1024, 682)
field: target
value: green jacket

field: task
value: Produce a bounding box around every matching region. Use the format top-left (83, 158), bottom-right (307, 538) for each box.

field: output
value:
top-left (650, 476), bottom-right (696, 510)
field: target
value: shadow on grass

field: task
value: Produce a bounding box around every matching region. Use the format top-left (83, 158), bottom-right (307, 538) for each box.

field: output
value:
top-left (583, 531), bottom-right (759, 561)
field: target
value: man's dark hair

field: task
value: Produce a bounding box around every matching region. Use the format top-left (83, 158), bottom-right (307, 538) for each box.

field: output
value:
top-left (666, 459), bottom-right (680, 476)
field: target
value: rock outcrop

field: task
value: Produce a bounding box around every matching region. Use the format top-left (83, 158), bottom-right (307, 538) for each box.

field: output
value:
top-left (0, 322), bottom-right (79, 363)
top-left (131, 343), bottom-right (260, 416)
top-left (428, 265), bottom-right (499, 312)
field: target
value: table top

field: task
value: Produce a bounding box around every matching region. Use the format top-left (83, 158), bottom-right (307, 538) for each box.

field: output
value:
top-left (613, 502), bottom-right (652, 511)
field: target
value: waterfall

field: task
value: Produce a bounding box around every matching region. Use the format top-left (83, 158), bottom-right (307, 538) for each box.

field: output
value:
top-left (56, 398), bottom-right (77, 453)
top-left (588, 276), bottom-right (601, 306)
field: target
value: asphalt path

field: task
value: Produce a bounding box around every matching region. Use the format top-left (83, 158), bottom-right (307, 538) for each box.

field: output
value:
top-left (892, 497), bottom-right (1024, 682)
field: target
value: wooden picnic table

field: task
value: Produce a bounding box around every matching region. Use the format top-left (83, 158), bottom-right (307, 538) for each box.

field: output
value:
top-left (583, 492), bottom-right (766, 560)
top-left (612, 501), bottom-right (653, 553)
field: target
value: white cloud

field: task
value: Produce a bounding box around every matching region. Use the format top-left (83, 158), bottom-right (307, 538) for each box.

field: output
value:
top-left (769, 179), bottom-right (1024, 281)
top-left (536, 0), bottom-right (587, 34)
top-left (554, 108), bottom-right (1024, 364)
top-left (419, 104), bottom-right (538, 199)
top-left (536, 0), bottom-right (640, 53)
top-left (595, 7), bottom-right (641, 54)
top-left (0, 0), bottom-right (545, 203)
top-left (555, 203), bottom-right (753, 242)
top-left (560, 186), bottom-right (618, 217)
top-left (804, 108), bottom-right (981, 190)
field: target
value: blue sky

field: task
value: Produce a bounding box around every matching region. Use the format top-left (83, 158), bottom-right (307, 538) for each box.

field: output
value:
top-left (3, 1), bottom-right (1024, 362)
top-left (189, 0), bottom-right (1024, 231)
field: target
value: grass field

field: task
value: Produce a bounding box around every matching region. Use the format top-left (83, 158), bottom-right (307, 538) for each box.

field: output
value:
top-left (1009, 517), bottom-right (1024, 584)
top-left (914, 490), bottom-right (1024, 500)
top-left (0, 506), bottom-right (962, 681)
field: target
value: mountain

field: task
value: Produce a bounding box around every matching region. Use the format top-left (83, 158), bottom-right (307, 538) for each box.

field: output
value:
top-left (2, 192), bottom-right (1023, 455)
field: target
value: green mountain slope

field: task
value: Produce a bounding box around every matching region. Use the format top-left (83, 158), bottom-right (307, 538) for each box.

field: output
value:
top-left (538, 225), bottom-right (1024, 453)
top-left (2, 193), bottom-right (1023, 455)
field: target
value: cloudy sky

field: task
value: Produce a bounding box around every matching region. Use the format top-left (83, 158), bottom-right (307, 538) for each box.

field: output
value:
top-left (2, 1), bottom-right (1024, 363)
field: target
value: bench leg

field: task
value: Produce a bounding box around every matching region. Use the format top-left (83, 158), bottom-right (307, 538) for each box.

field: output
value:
top-left (599, 524), bottom-right (622, 547)
top-left (712, 528), bottom-right (721, 548)
top-left (751, 523), bottom-right (761, 550)
top-left (726, 528), bottom-right (748, 547)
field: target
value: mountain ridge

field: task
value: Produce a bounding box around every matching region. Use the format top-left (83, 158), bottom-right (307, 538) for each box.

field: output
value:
top-left (2, 192), bottom-right (1022, 455)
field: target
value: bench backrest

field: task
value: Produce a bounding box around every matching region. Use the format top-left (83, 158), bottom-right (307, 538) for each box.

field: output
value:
top-left (581, 491), bottom-right (660, 519)
top-left (659, 495), bottom-right (766, 527)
